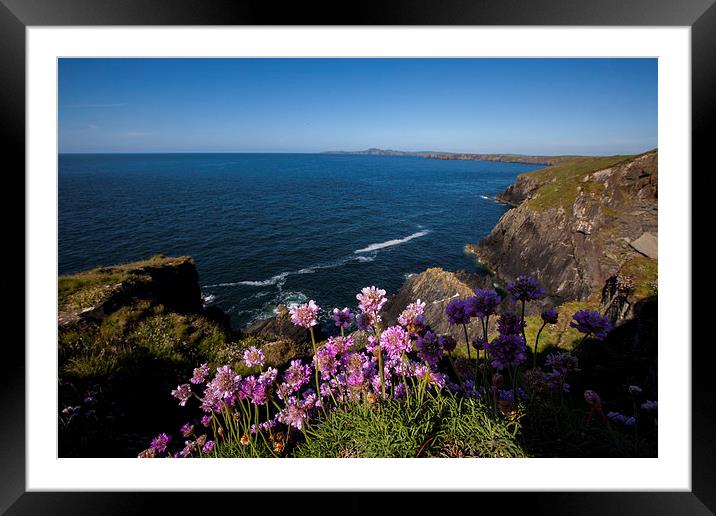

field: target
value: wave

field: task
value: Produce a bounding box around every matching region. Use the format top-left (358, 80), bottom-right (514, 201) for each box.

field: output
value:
top-left (354, 230), bottom-right (430, 254)
top-left (206, 253), bottom-right (377, 291)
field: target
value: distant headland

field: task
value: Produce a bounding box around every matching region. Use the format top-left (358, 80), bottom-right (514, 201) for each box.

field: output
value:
top-left (321, 147), bottom-right (588, 166)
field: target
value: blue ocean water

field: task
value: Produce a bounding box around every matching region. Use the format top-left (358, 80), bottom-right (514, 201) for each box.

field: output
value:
top-left (59, 153), bottom-right (541, 329)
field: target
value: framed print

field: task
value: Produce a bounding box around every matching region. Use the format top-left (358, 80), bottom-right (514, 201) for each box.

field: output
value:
top-left (2, 0), bottom-right (713, 513)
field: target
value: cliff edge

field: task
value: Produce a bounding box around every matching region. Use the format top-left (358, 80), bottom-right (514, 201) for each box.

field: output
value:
top-left (468, 150), bottom-right (658, 305)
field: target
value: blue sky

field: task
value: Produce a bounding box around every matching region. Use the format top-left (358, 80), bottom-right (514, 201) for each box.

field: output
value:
top-left (58, 58), bottom-right (657, 155)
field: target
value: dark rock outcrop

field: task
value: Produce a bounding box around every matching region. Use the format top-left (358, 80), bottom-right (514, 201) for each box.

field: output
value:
top-left (470, 150), bottom-right (658, 304)
top-left (59, 255), bottom-right (214, 327)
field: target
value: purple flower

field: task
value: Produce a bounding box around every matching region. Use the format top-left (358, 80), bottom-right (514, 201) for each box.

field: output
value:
top-left (465, 289), bottom-right (501, 319)
top-left (332, 307), bottom-right (354, 329)
top-left (472, 335), bottom-right (486, 351)
top-left (283, 359), bottom-right (312, 392)
top-left (180, 423), bottom-right (194, 437)
top-left (445, 299), bottom-right (471, 325)
top-left (497, 311), bottom-right (525, 336)
top-left (315, 342), bottom-right (340, 380)
top-left (507, 275), bottom-right (546, 302)
top-left (290, 300), bottom-right (321, 328)
top-left (379, 325), bottom-right (411, 359)
top-left (355, 311), bottom-right (373, 331)
top-left (208, 365), bottom-right (240, 400)
top-left (398, 299), bottom-right (426, 328)
top-left (190, 363), bottom-right (210, 385)
top-left (356, 286), bottom-right (387, 316)
top-left (415, 330), bottom-right (443, 367)
top-left (150, 433), bottom-right (170, 453)
top-left (201, 414), bottom-right (212, 427)
top-left (202, 440), bottom-right (215, 453)
top-left (171, 384), bottom-right (192, 406)
top-left (243, 346), bottom-right (265, 368)
top-left (438, 334), bottom-right (457, 353)
top-left (570, 310), bottom-right (612, 339)
top-left (278, 396), bottom-right (310, 430)
top-left (541, 307), bottom-right (559, 325)
top-left (484, 334), bottom-right (527, 370)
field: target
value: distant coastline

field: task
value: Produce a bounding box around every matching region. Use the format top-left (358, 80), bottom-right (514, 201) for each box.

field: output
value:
top-left (321, 147), bottom-right (587, 166)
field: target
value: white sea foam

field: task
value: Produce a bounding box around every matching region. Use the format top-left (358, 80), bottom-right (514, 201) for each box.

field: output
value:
top-left (480, 195), bottom-right (491, 200)
top-left (215, 253), bottom-right (378, 290)
top-left (202, 294), bottom-right (216, 305)
top-left (354, 230), bottom-right (430, 254)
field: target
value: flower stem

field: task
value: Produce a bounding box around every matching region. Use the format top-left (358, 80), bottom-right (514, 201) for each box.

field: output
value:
top-left (462, 323), bottom-right (472, 361)
top-left (533, 322), bottom-right (546, 369)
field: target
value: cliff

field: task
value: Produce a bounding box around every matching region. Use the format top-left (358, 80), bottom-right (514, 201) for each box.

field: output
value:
top-left (323, 148), bottom-right (584, 166)
top-left (58, 255), bottom-right (205, 327)
top-left (468, 150), bottom-right (658, 305)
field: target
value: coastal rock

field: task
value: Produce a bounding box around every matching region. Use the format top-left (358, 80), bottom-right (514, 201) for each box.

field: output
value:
top-left (382, 268), bottom-right (491, 344)
top-left (629, 232), bottom-right (658, 259)
top-left (470, 150), bottom-right (658, 304)
top-left (58, 255), bottom-right (207, 327)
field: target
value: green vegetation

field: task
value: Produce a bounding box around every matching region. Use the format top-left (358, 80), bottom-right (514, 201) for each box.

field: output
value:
top-left (619, 255), bottom-right (658, 299)
top-left (294, 392), bottom-right (526, 458)
top-left (522, 156), bottom-right (632, 212)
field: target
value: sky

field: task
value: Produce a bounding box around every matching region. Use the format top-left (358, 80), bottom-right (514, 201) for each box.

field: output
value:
top-left (58, 58), bottom-right (657, 155)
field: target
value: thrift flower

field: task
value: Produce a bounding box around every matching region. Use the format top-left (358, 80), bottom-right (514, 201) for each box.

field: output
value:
top-left (202, 440), bottom-right (215, 453)
top-left (379, 325), bottom-right (411, 359)
top-left (171, 383), bottom-right (192, 406)
top-left (485, 334), bottom-right (527, 370)
top-left (290, 300), bottom-right (321, 328)
top-left (243, 346), bottom-right (265, 368)
top-left (465, 289), bottom-right (501, 319)
top-left (445, 299), bottom-right (471, 325)
top-left (332, 307), bottom-right (353, 329)
top-left (570, 310), bottom-right (612, 340)
top-left (507, 275), bottom-right (546, 301)
top-left (497, 311), bottom-right (525, 336)
top-left (180, 423), bottom-right (194, 437)
top-left (398, 299), bottom-right (426, 328)
top-left (356, 286), bottom-right (387, 315)
top-left (190, 363), bottom-right (210, 385)
top-left (150, 433), bottom-right (170, 453)
top-left (541, 307), bottom-right (559, 324)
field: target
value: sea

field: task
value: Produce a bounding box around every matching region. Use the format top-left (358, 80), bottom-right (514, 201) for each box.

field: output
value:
top-left (58, 153), bottom-right (541, 330)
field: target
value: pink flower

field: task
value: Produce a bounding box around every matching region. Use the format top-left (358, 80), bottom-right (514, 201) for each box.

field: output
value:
top-left (171, 384), bottom-right (192, 406)
top-left (289, 300), bottom-right (321, 328)
top-left (356, 286), bottom-right (387, 319)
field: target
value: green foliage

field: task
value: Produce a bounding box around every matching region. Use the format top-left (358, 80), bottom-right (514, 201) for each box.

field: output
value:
top-left (292, 391), bottom-right (527, 458)
top-left (523, 156), bottom-right (632, 212)
top-left (619, 255), bottom-right (658, 300)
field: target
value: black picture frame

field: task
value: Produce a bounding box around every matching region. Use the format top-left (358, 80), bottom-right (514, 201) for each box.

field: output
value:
top-left (2, 1), bottom-right (712, 514)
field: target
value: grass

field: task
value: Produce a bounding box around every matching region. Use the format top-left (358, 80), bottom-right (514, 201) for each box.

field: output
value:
top-left (619, 255), bottom-right (658, 300)
top-left (293, 391), bottom-right (527, 458)
top-left (521, 156), bottom-right (633, 212)
top-left (58, 254), bottom-right (191, 309)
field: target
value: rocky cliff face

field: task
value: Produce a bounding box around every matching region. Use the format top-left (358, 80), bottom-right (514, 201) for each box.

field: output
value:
top-left (58, 255), bottom-right (206, 327)
top-left (469, 150), bottom-right (658, 305)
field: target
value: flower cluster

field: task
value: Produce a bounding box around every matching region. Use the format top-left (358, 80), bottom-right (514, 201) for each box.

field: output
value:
top-left (466, 289), bottom-right (501, 319)
top-left (332, 307), bottom-right (353, 329)
top-left (445, 298), bottom-right (471, 325)
top-left (570, 310), bottom-right (612, 340)
top-left (290, 300), bottom-right (321, 328)
top-left (507, 275), bottom-right (546, 302)
top-left (145, 273), bottom-right (638, 459)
